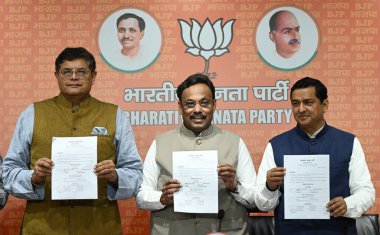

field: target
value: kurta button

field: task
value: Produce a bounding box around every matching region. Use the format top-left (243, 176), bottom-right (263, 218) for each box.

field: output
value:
top-left (71, 110), bottom-right (75, 113)
top-left (310, 140), bottom-right (316, 145)
top-left (73, 127), bottom-right (77, 131)
top-left (196, 139), bottom-right (202, 145)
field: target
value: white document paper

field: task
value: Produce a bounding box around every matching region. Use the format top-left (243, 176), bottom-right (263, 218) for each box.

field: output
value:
top-left (51, 136), bottom-right (98, 200)
top-left (173, 150), bottom-right (218, 213)
top-left (284, 154), bottom-right (330, 219)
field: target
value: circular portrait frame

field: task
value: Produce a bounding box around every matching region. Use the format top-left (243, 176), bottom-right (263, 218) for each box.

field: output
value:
top-left (255, 6), bottom-right (320, 71)
top-left (98, 7), bottom-right (162, 73)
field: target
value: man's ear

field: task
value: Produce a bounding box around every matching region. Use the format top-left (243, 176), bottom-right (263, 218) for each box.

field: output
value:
top-left (212, 99), bottom-right (217, 112)
top-left (90, 71), bottom-right (97, 85)
top-left (322, 99), bottom-right (329, 113)
top-left (269, 32), bottom-right (274, 42)
top-left (178, 101), bottom-right (183, 115)
top-left (140, 30), bottom-right (145, 39)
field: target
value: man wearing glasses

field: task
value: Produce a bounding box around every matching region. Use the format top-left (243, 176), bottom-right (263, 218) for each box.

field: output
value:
top-left (2, 47), bottom-right (143, 234)
top-left (136, 73), bottom-right (257, 235)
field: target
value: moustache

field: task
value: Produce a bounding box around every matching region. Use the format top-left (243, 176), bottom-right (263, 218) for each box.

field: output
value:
top-left (297, 114), bottom-right (309, 118)
top-left (190, 114), bottom-right (206, 119)
top-left (289, 39), bottom-right (300, 45)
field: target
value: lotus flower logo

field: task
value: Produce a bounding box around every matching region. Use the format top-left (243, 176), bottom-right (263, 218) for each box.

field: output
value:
top-left (178, 18), bottom-right (235, 75)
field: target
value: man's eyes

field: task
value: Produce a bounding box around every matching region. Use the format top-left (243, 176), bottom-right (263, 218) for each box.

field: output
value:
top-left (291, 101), bottom-right (314, 106)
top-left (200, 100), bottom-right (211, 106)
top-left (76, 70), bottom-right (86, 76)
top-left (305, 101), bottom-right (314, 105)
top-left (183, 100), bottom-right (212, 109)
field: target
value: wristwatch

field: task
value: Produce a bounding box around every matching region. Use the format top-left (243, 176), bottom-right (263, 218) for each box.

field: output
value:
top-left (266, 181), bottom-right (279, 192)
top-left (30, 170), bottom-right (44, 187)
top-left (159, 193), bottom-right (166, 206)
top-left (232, 180), bottom-right (241, 194)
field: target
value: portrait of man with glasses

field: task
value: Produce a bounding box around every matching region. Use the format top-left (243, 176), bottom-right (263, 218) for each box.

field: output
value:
top-left (136, 73), bottom-right (257, 235)
top-left (2, 47), bottom-right (143, 235)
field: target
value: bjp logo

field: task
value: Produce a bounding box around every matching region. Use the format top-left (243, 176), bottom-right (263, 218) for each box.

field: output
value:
top-left (178, 18), bottom-right (235, 77)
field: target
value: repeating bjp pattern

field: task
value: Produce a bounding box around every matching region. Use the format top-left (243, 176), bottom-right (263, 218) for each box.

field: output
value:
top-left (178, 18), bottom-right (235, 74)
top-left (1, 1), bottom-right (380, 235)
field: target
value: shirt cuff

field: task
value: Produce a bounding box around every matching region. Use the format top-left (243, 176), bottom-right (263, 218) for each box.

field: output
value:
top-left (262, 185), bottom-right (280, 198)
top-left (344, 196), bottom-right (359, 218)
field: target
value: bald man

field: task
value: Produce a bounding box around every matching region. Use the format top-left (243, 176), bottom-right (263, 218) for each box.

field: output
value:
top-left (269, 10), bottom-right (301, 58)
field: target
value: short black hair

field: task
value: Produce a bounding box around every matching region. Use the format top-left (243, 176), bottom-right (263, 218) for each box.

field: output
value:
top-left (269, 10), bottom-right (293, 32)
top-left (176, 73), bottom-right (215, 102)
top-left (291, 77), bottom-right (328, 103)
top-left (116, 13), bottom-right (145, 31)
top-left (55, 47), bottom-right (96, 72)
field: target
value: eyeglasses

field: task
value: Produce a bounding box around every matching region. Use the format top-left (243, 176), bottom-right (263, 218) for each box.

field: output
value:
top-left (182, 99), bottom-right (213, 110)
top-left (59, 68), bottom-right (92, 80)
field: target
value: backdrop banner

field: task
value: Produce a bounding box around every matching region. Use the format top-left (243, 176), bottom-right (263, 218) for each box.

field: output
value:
top-left (0, 1), bottom-right (379, 234)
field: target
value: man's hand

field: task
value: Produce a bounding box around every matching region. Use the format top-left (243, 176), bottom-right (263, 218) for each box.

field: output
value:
top-left (217, 164), bottom-right (237, 192)
top-left (160, 179), bottom-right (181, 206)
top-left (266, 167), bottom-right (286, 191)
top-left (327, 197), bottom-right (347, 217)
top-left (32, 158), bottom-right (54, 185)
top-left (94, 160), bottom-right (118, 184)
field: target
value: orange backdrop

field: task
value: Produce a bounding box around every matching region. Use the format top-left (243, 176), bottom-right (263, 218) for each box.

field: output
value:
top-left (0, 0), bottom-right (379, 234)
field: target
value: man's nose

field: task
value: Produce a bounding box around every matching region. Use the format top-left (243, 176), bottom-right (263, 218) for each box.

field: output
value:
top-left (70, 71), bottom-right (79, 80)
top-left (291, 30), bottom-right (299, 39)
top-left (299, 103), bottom-right (306, 112)
top-left (124, 31), bottom-right (132, 38)
top-left (193, 103), bottom-right (202, 112)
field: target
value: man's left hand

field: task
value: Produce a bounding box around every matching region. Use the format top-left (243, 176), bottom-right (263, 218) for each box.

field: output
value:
top-left (326, 196), bottom-right (347, 217)
top-left (217, 163), bottom-right (237, 192)
top-left (94, 160), bottom-right (118, 184)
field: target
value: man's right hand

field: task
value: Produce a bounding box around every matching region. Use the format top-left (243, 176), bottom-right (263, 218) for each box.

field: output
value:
top-left (266, 167), bottom-right (286, 191)
top-left (160, 179), bottom-right (181, 206)
top-left (32, 158), bottom-right (54, 186)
